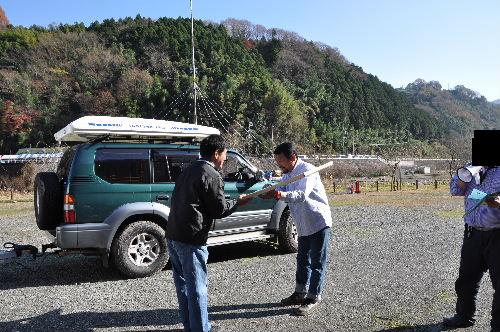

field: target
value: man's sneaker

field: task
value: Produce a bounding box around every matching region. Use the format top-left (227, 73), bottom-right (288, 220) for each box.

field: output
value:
top-left (442, 314), bottom-right (474, 328)
top-left (293, 298), bottom-right (321, 316)
top-left (280, 292), bottom-right (306, 306)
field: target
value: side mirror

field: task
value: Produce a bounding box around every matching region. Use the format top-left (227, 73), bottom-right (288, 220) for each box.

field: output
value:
top-left (255, 170), bottom-right (265, 182)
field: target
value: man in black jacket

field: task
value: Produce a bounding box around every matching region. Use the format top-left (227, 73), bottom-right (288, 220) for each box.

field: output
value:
top-left (165, 134), bottom-right (249, 332)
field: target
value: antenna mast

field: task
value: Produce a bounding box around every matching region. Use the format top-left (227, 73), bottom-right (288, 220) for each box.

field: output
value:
top-left (190, 0), bottom-right (197, 124)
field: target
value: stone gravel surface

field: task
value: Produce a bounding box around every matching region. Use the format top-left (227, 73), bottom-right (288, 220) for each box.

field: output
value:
top-left (0, 193), bottom-right (495, 332)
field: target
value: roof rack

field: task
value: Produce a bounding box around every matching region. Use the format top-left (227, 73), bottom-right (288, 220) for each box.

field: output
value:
top-left (85, 135), bottom-right (199, 145)
top-left (54, 116), bottom-right (220, 143)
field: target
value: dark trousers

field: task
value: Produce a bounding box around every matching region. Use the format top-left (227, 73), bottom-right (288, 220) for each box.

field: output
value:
top-left (295, 227), bottom-right (331, 299)
top-left (455, 225), bottom-right (500, 329)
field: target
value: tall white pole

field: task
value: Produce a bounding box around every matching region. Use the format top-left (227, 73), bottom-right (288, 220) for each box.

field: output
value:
top-left (190, 0), bottom-right (197, 124)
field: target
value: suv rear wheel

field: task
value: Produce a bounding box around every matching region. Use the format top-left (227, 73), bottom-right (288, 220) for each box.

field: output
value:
top-left (277, 208), bottom-right (298, 253)
top-left (111, 220), bottom-right (168, 278)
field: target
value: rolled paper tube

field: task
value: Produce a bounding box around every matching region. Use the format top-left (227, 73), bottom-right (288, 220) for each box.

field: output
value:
top-left (245, 161), bottom-right (334, 199)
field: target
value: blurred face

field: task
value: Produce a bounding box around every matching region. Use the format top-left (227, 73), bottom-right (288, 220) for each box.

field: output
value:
top-left (274, 153), bottom-right (297, 174)
top-left (211, 149), bottom-right (227, 170)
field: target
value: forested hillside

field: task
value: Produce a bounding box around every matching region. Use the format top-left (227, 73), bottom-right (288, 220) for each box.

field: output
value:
top-left (402, 79), bottom-right (500, 136)
top-left (0, 16), bottom-right (493, 156)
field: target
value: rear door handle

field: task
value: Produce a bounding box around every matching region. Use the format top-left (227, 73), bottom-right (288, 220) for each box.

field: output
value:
top-left (156, 195), bottom-right (170, 201)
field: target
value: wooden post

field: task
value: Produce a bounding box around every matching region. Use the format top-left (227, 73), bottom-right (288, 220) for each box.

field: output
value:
top-left (376, 181), bottom-right (379, 192)
top-left (333, 182), bottom-right (336, 193)
top-left (434, 179), bottom-right (438, 189)
top-left (10, 189), bottom-right (13, 201)
top-left (415, 179), bottom-right (419, 190)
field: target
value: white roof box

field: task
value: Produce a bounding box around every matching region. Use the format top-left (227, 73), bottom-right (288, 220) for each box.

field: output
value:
top-left (54, 116), bottom-right (220, 142)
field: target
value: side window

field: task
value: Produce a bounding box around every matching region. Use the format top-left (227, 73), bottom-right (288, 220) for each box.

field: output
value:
top-left (95, 149), bottom-right (150, 184)
top-left (152, 150), bottom-right (198, 183)
top-left (56, 146), bottom-right (77, 181)
top-left (222, 154), bottom-right (254, 182)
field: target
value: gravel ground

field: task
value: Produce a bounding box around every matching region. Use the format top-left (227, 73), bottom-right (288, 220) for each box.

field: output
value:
top-left (0, 192), bottom-right (495, 332)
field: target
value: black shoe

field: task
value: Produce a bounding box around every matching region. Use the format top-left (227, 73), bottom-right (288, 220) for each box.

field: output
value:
top-left (442, 314), bottom-right (474, 328)
top-left (293, 298), bottom-right (321, 316)
top-left (280, 292), bottom-right (306, 306)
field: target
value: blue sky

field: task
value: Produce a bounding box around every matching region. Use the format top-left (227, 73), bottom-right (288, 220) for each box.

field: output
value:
top-left (3, 0), bottom-right (500, 101)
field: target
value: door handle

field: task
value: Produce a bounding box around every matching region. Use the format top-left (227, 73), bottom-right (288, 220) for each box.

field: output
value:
top-left (225, 195), bottom-right (231, 199)
top-left (156, 195), bottom-right (170, 201)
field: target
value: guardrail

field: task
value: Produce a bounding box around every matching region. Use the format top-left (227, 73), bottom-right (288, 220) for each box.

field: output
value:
top-left (0, 153), bottom-right (63, 164)
top-left (301, 154), bottom-right (383, 161)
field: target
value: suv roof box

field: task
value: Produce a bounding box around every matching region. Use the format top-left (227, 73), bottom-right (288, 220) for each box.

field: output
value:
top-left (54, 116), bottom-right (220, 142)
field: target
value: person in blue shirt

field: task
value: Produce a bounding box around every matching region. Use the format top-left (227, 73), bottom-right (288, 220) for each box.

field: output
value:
top-left (443, 166), bottom-right (500, 332)
top-left (261, 142), bottom-right (332, 316)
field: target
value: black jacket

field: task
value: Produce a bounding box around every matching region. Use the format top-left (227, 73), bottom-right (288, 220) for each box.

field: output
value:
top-left (165, 160), bottom-right (238, 245)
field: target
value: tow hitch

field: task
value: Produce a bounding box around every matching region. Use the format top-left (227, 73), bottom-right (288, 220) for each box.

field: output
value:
top-left (0, 242), bottom-right (39, 261)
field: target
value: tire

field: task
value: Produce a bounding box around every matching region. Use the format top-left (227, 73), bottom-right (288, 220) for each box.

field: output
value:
top-left (277, 208), bottom-right (298, 253)
top-left (111, 221), bottom-right (169, 278)
top-left (34, 172), bottom-right (62, 230)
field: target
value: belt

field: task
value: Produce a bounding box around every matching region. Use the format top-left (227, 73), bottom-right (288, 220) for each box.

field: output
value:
top-left (470, 225), bottom-right (500, 232)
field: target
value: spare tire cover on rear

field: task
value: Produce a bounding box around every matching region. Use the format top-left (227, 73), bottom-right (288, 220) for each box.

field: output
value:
top-left (34, 172), bottom-right (62, 230)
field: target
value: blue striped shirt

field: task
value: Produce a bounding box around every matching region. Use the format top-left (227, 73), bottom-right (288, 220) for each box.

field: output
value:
top-left (277, 159), bottom-right (332, 236)
top-left (450, 167), bottom-right (500, 228)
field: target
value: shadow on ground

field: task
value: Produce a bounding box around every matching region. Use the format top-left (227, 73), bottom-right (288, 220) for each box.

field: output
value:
top-left (0, 302), bottom-right (290, 332)
top-left (0, 240), bottom-right (285, 290)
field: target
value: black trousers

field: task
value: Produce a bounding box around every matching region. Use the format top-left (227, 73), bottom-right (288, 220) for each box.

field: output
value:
top-left (455, 225), bottom-right (500, 328)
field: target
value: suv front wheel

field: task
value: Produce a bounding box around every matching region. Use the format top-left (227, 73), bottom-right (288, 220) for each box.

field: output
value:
top-left (277, 208), bottom-right (298, 253)
top-left (111, 220), bottom-right (168, 278)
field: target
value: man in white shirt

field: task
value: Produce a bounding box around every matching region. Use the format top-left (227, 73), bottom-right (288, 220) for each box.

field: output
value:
top-left (262, 142), bottom-right (332, 315)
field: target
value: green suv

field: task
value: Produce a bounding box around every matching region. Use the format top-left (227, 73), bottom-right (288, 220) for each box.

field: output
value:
top-left (34, 141), bottom-right (298, 278)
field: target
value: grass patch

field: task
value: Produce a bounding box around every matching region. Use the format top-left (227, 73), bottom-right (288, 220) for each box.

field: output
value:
top-left (330, 187), bottom-right (456, 208)
top-left (330, 200), bottom-right (360, 207)
top-left (0, 201), bottom-right (33, 216)
top-left (436, 209), bottom-right (463, 219)
top-left (0, 191), bottom-right (33, 203)
top-left (0, 198), bottom-right (33, 203)
top-left (0, 191), bottom-right (35, 215)
top-left (0, 206), bottom-right (33, 216)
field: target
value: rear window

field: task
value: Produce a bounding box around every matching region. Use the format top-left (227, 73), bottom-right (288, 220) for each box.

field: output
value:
top-left (95, 149), bottom-right (150, 184)
top-left (152, 150), bottom-right (198, 183)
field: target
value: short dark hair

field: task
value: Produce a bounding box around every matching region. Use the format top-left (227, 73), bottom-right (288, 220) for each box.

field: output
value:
top-left (273, 142), bottom-right (297, 159)
top-left (200, 134), bottom-right (226, 159)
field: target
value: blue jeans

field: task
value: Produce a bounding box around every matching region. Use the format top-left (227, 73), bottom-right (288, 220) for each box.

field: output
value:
top-left (167, 240), bottom-right (210, 332)
top-left (295, 227), bottom-right (331, 299)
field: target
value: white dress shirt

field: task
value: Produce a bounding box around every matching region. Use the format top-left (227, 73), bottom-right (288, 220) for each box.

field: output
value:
top-left (277, 159), bottom-right (332, 236)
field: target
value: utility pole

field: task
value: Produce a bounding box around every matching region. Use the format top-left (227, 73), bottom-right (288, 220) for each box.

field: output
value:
top-left (342, 127), bottom-right (346, 155)
top-left (352, 133), bottom-right (355, 155)
top-left (190, 0), bottom-right (197, 124)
